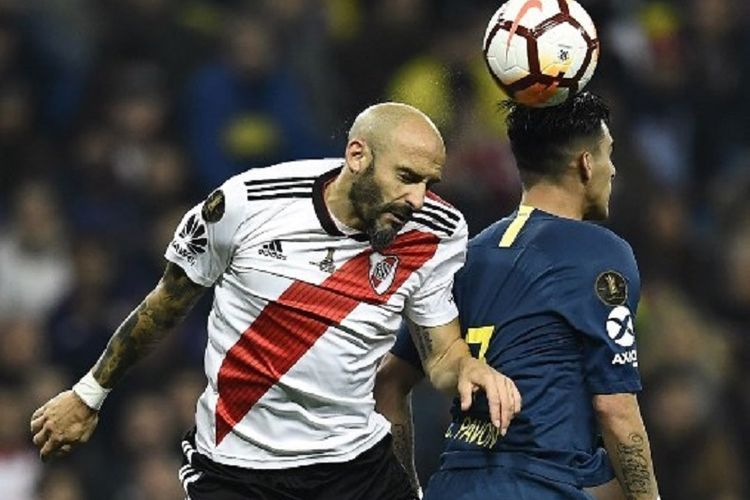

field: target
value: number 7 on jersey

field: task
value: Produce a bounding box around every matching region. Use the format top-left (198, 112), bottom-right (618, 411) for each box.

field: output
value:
top-left (466, 326), bottom-right (495, 362)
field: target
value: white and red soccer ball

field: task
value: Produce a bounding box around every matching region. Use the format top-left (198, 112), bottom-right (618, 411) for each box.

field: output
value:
top-left (484, 0), bottom-right (600, 107)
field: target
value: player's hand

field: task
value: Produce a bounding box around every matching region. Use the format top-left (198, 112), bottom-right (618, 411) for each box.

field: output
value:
top-left (456, 357), bottom-right (522, 435)
top-left (30, 390), bottom-right (99, 461)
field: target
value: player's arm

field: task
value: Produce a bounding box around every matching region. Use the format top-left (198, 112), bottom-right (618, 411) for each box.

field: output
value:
top-left (374, 353), bottom-right (424, 494)
top-left (31, 182), bottom-right (242, 461)
top-left (408, 318), bottom-right (521, 434)
top-left (95, 261), bottom-right (206, 387)
top-left (557, 231), bottom-right (658, 498)
top-left (30, 262), bottom-right (207, 461)
top-left (593, 393), bottom-right (659, 500)
top-left (404, 216), bottom-right (519, 432)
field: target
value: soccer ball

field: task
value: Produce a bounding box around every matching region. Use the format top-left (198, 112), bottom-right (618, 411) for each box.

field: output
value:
top-left (483, 0), bottom-right (599, 107)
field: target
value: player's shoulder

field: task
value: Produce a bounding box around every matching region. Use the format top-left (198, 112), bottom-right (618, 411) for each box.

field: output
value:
top-left (198, 159), bottom-right (341, 226)
top-left (230, 158), bottom-right (341, 187)
top-left (221, 158), bottom-right (342, 203)
top-left (237, 158), bottom-right (342, 181)
top-left (410, 192), bottom-right (468, 243)
top-left (468, 215), bottom-right (516, 249)
top-left (531, 215), bottom-right (637, 273)
top-left (527, 216), bottom-right (641, 307)
top-left (551, 218), bottom-right (633, 256)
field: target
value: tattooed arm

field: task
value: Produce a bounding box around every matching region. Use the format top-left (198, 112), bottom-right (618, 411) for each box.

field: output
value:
top-left (92, 262), bottom-right (206, 387)
top-left (374, 353), bottom-right (424, 494)
top-left (593, 393), bottom-right (659, 499)
top-left (30, 263), bottom-right (207, 460)
top-left (407, 318), bottom-right (521, 434)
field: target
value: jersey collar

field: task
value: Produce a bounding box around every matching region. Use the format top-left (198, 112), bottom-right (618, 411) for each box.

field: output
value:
top-left (312, 165), bottom-right (369, 242)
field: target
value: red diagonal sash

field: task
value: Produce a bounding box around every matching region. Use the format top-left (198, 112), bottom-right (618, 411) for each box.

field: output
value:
top-left (215, 230), bottom-right (440, 444)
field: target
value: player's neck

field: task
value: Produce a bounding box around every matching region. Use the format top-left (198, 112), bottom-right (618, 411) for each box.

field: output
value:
top-left (521, 183), bottom-right (584, 221)
top-left (324, 175), bottom-right (365, 230)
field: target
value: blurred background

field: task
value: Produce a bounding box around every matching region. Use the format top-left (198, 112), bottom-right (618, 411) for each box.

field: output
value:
top-left (0, 0), bottom-right (748, 498)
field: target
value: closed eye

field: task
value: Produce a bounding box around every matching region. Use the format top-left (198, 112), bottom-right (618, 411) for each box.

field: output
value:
top-left (397, 167), bottom-right (440, 188)
top-left (398, 170), bottom-right (422, 184)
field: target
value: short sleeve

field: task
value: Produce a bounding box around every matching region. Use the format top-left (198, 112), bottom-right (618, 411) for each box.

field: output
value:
top-left (404, 219), bottom-right (468, 327)
top-left (553, 232), bottom-right (643, 395)
top-left (165, 179), bottom-right (247, 287)
top-left (390, 321), bottom-right (424, 372)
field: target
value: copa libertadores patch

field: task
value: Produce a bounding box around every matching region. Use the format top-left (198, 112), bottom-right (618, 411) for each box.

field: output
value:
top-left (595, 271), bottom-right (628, 306)
top-left (202, 189), bottom-right (225, 223)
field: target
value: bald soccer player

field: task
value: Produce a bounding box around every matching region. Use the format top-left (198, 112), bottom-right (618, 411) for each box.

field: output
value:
top-left (31, 103), bottom-right (521, 500)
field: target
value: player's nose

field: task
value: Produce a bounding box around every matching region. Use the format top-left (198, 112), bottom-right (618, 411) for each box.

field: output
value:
top-left (403, 183), bottom-right (426, 211)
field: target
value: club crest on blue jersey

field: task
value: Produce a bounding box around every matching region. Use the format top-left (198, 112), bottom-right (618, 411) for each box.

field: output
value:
top-left (595, 270), bottom-right (627, 306)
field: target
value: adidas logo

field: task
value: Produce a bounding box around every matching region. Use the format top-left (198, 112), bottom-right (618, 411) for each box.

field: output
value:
top-left (258, 240), bottom-right (286, 260)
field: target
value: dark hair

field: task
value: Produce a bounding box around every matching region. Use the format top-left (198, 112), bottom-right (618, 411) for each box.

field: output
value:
top-left (504, 91), bottom-right (610, 183)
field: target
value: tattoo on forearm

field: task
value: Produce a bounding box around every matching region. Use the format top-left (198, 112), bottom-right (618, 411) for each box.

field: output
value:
top-left (93, 263), bottom-right (205, 387)
top-left (411, 324), bottom-right (433, 362)
top-left (392, 423), bottom-right (414, 468)
top-left (392, 419), bottom-right (419, 490)
top-left (616, 433), bottom-right (652, 498)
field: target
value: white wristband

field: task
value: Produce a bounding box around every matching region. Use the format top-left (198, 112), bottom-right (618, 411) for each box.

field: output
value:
top-left (72, 372), bottom-right (111, 411)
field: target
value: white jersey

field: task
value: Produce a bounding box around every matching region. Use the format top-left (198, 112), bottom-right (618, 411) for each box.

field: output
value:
top-left (165, 158), bottom-right (467, 469)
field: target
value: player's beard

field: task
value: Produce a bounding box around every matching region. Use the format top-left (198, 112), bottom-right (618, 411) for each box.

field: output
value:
top-left (349, 163), bottom-right (412, 252)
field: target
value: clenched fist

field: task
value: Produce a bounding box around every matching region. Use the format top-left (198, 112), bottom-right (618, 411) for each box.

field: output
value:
top-left (30, 390), bottom-right (99, 461)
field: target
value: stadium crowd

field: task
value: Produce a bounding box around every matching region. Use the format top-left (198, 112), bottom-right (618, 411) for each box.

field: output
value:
top-left (0, 0), bottom-right (748, 498)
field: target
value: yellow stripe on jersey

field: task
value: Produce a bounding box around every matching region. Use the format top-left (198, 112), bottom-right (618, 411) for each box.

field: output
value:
top-left (499, 205), bottom-right (535, 248)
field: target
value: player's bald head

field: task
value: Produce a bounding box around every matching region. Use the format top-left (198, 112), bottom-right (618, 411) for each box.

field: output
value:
top-left (348, 102), bottom-right (444, 155)
top-left (339, 102), bottom-right (445, 251)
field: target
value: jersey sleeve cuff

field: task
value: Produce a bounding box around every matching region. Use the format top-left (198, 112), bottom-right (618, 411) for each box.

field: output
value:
top-left (406, 309), bottom-right (459, 329)
top-left (164, 250), bottom-right (214, 288)
top-left (587, 379), bottom-right (642, 395)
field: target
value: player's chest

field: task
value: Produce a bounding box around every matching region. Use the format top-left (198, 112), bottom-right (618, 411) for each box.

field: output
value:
top-left (229, 228), bottom-right (435, 310)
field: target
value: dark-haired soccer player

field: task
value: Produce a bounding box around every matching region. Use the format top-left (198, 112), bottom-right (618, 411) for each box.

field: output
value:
top-left (375, 92), bottom-right (660, 499)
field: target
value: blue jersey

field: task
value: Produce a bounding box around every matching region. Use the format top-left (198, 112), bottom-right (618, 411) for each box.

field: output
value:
top-left (391, 206), bottom-right (642, 488)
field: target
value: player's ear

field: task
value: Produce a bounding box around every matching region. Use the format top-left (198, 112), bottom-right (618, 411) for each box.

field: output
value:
top-left (579, 151), bottom-right (593, 184)
top-left (345, 139), bottom-right (369, 174)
